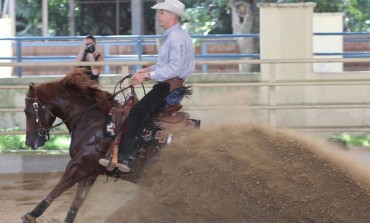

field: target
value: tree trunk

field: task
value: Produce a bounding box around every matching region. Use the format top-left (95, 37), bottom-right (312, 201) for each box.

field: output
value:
top-left (229, 0), bottom-right (275, 72)
top-left (69, 0), bottom-right (75, 36)
top-left (230, 0), bottom-right (254, 72)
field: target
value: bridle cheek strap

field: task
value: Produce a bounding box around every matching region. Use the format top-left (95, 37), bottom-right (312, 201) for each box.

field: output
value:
top-left (27, 97), bottom-right (54, 141)
top-left (33, 101), bottom-right (40, 123)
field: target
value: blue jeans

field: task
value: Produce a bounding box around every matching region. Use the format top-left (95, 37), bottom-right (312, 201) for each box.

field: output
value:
top-left (165, 87), bottom-right (186, 106)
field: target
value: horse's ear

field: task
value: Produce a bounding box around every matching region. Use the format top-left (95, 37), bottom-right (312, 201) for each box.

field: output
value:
top-left (29, 82), bottom-right (34, 89)
top-left (28, 83), bottom-right (37, 95)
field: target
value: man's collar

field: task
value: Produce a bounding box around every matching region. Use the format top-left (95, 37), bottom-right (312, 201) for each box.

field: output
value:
top-left (163, 23), bottom-right (181, 36)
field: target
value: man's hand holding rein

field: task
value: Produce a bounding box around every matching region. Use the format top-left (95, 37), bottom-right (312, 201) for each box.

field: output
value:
top-left (131, 71), bottom-right (151, 86)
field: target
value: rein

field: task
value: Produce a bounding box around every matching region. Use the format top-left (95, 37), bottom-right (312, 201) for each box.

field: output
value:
top-left (50, 74), bottom-right (148, 131)
top-left (50, 86), bottom-right (131, 130)
top-left (50, 85), bottom-right (133, 131)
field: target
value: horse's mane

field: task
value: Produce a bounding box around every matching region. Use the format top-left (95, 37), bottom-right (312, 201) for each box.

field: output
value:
top-left (64, 70), bottom-right (114, 110)
top-left (43, 70), bottom-right (114, 112)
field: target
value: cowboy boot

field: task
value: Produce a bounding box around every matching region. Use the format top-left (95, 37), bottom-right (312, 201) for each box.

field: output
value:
top-left (99, 157), bottom-right (131, 173)
top-left (99, 139), bottom-right (131, 172)
top-left (99, 146), bottom-right (131, 173)
top-left (115, 138), bottom-right (140, 172)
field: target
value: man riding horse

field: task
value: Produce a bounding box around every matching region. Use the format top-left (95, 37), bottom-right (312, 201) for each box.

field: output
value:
top-left (99, 0), bottom-right (195, 172)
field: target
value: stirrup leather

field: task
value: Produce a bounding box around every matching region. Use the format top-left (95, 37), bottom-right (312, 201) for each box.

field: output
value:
top-left (105, 145), bottom-right (119, 171)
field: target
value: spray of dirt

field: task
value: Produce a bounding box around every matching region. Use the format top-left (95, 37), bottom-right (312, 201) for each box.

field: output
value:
top-left (105, 124), bottom-right (370, 223)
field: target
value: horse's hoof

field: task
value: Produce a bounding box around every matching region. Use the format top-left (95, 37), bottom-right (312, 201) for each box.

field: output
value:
top-left (21, 213), bottom-right (37, 223)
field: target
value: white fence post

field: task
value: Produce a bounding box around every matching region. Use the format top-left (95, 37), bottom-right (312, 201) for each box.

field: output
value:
top-left (268, 63), bottom-right (277, 126)
top-left (258, 3), bottom-right (316, 127)
top-left (0, 18), bottom-right (14, 77)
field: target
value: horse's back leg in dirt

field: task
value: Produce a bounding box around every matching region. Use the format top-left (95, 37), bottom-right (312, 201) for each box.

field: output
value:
top-left (64, 174), bottom-right (99, 222)
top-left (21, 158), bottom-right (96, 223)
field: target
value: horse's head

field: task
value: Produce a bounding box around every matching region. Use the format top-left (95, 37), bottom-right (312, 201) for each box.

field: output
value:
top-left (24, 83), bottom-right (56, 149)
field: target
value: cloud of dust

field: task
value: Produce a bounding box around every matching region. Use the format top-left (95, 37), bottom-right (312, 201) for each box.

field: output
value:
top-left (191, 87), bottom-right (262, 130)
top-left (34, 86), bottom-right (366, 223)
top-left (104, 123), bottom-right (370, 223)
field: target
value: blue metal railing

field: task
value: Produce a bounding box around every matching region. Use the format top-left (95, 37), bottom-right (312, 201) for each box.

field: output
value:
top-left (0, 34), bottom-right (260, 77)
top-left (0, 32), bottom-right (369, 76)
top-left (313, 32), bottom-right (370, 58)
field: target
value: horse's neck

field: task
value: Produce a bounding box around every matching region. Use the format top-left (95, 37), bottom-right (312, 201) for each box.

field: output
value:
top-left (55, 96), bottom-right (107, 130)
top-left (38, 82), bottom-right (109, 132)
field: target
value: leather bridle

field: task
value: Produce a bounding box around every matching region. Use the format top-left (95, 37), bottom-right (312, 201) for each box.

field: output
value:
top-left (25, 86), bottom-right (56, 142)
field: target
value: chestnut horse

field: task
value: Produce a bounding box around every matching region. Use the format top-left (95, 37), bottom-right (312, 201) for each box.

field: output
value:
top-left (21, 71), bottom-right (156, 223)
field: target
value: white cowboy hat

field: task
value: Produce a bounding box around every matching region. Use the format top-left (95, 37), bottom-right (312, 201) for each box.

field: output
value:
top-left (152, 0), bottom-right (189, 20)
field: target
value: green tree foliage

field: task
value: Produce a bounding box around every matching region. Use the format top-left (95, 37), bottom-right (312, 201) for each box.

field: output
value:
top-left (15, 0), bottom-right (135, 36)
top-left (16, 0), bottom-right (42, 36)
top-left (345, 0), bottom-right (370, 32)
top-left (75, 1), bottom-right (131, 36)
top-left (16, 0), bottom-right (70, 36)
top-left (48, 0), bottom-right (70, 36)
top-left (0, 127), bottom-right (70, 151)
top-left (278, 0), bottom-right (370, 31)
top-left (13, 0), bottom-right (370, 36)
top-left (182, 0), bottom-right (232, 35)
top-left (0, 128), bottom-right (27, 150)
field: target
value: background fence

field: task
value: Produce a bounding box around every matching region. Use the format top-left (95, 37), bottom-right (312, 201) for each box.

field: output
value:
top-left (1, 57), bottom-right (370, 136)
top-left (0, 32), bottom-right (369, 77)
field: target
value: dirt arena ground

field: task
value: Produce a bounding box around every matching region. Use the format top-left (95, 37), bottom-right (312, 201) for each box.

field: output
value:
top-left (2, 124), bottom-right (370, 223)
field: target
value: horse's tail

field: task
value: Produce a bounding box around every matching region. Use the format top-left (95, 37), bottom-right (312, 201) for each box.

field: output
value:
top-left (183, 85), bottom-right (193, 99)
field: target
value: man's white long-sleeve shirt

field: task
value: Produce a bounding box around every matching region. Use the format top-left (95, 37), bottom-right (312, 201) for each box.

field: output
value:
top-left (149, 23), bottom-right (195, 82)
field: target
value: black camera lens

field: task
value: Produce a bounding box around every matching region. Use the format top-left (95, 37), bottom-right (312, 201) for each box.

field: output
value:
top-left (85, 44), bottom-right (95, 53)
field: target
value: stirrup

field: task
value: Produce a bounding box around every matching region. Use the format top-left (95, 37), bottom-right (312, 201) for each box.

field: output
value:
top-left (99, 158), bottom-right (130, 173)
top-left (101, 144), bottom-right (119, 171)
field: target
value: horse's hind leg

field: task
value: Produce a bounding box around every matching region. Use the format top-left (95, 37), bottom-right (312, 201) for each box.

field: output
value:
top-left (64, 174), bottom-right (99, 223)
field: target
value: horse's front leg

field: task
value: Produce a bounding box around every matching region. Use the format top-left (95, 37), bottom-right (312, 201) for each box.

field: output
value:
top-left (64, 174), bottom-right (99, 223)
top-left (21, 160), bottom-right (89, 223)
top-left (21, 196), bottom-right (53, 223)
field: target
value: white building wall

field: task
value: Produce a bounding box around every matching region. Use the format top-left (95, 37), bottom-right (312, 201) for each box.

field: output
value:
top-left (313, 13), bottom-right (344, 72)
top-left (0, 18), bottom-right (14, 77)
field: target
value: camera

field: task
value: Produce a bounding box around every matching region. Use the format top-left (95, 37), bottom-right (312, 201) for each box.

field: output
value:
top-left (85, 44), bottom-right (95, 53)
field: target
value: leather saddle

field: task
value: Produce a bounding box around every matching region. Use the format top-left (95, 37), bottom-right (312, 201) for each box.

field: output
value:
top-left (154, 104), bottom-right (190, 130)
top-left (106, 93), bottom-right (137, 137)
top-left (109, 98), bottom-right (189, 134)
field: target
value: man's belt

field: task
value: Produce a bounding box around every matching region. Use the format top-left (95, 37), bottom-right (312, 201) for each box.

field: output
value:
top-left (165, 77), bottom-right (184, 92)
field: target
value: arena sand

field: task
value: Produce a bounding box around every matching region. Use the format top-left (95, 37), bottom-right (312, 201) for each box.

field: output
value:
top-left (2, 124), bottom-right (370, 222)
